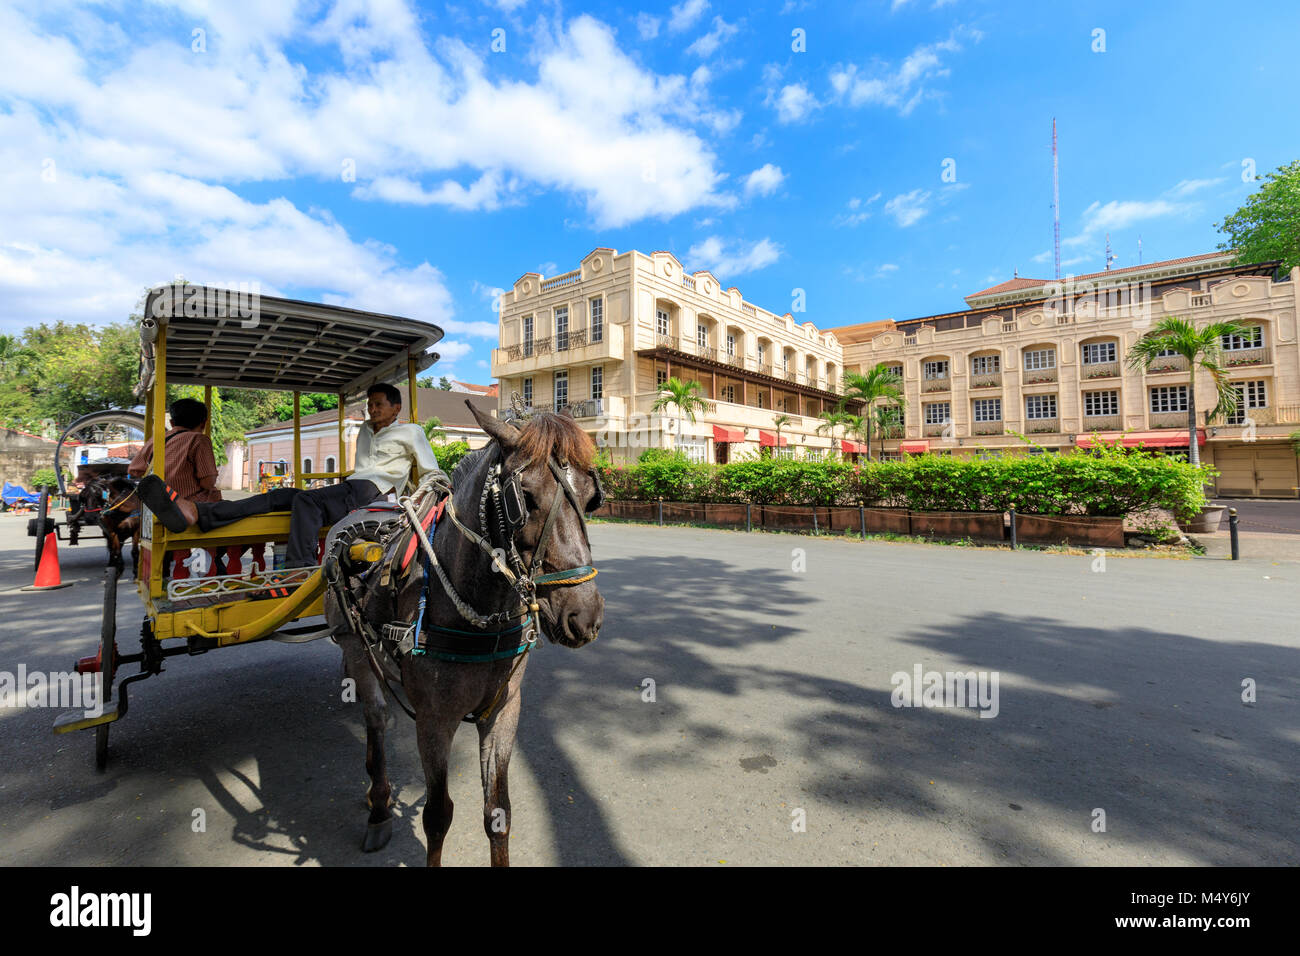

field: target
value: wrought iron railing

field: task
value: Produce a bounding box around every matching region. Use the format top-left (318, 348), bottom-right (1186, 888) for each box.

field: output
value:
top-left (971, 372), bottom-right (1003, 389)
top-left (1081, 361), bottom-right (1120, 379)
top-left (1021, 367), bottom-right (1058, 384)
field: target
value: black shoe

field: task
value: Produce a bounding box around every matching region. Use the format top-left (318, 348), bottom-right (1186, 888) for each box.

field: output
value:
top-left (136, 475), bottom-right (193, 533)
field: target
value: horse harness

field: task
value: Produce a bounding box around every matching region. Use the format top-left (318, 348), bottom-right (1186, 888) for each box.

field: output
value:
top-left (325, 443), bottom-right (602, 724)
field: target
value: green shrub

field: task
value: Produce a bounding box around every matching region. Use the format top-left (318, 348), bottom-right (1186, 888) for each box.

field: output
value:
top-left (30, 467), bottom-right (58, 490)
top-left (430, 440), bottom-right (471, 473)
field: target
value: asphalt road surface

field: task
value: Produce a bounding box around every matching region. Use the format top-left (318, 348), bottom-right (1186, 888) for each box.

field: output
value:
top-left (0, 515), bottom-right (1296, 866)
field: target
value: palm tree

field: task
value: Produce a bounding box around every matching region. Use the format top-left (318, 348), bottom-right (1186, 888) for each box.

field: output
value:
top-left (1126, 316), bottom-right (1247, 466)
top-left (423, 416), bottom-right (447, 442)
top-left (815, 410), bottom-right (852, 458)
top-left (870, 404), bottom-right (904, 446)
top-left (841, 413), bottom-right (868, 460)
top-left (771, 413), bottom-right (794, 458)
top-left (839, 364), bottom-right (906, 459)
top-left (650, 377), bottom-right (710, 454)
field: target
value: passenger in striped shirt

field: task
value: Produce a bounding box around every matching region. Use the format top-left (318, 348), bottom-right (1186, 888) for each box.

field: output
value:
top-left (128, 398), bottom-right (222, 504)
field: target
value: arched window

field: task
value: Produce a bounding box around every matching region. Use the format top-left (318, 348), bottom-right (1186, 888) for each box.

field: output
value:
top-left (325, 456), bottom-right (336, 473)
top-left (302, 457), bottom-right (313, 476)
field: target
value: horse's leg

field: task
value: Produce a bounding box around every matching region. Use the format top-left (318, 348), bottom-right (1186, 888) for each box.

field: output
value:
top-left (415, 707), bottom-right (458, 867)
top-left (336, 631), bottom-right (394, 852)
top-left (478, 669), bottom-right (524, 868)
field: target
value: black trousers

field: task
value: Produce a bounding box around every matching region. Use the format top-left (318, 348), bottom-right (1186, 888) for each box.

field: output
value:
top-left (197, 479), bottom-right (382, 568)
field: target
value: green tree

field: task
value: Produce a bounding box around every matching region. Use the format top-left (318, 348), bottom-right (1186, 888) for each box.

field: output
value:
top-left (1126, 316), bottom-right (1247, 466)
top-left (815, 410), bottom-right (852, 459)
top-left (417, 376), bottom-right (436, 389)
top-left (838, 363), bottom-right (906, 459)
top-left (650, 377), bottom-right (709, 453)
top-left (438, 376), bottom-right (453, 391)
top-left (1216, 159), bottom-right (1300, 272)
top-left (0, 322), bottom-right (138, 426)
top-left (423, 416), bottom-right (447, 441)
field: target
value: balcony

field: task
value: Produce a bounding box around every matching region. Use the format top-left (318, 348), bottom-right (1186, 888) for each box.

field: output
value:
top-left (1081, 361), bottom-right (1121, 380)
top-left (1025, 417), bottom-right (1059, 434)
top-left (1081, 414), bottom-right (1122, 430)
top-left (1021, 368), bottom-right (1058, 385)
top-left (1223, 347), bottom-right (1271, 369)
top-left (1149, 411), bottom-right (1192, 429)
top-left (566, 398), bottom-right (605, 419)
top-left (970, 372), bottom-right (1003, 389)
top-left (540, 269), bottom-right (581, 292)
top-left (1143, 355), bottom-right (1190, 374)
top-left (1222, 405), bottom-right (1300, 427)
top-left (972, 424), bottom-right (1004, 436)
top-left (491, 322), bottom-right (624, 378)
top-left (720, 351), bottom-right (745, 369)
top-left (921, 376), bottom-right (951, 393)
top-left (923, 423), bottom-right (953, 438)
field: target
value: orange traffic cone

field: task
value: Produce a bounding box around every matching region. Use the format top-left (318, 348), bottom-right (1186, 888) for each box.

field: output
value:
top-left (23, 532), bottom-right (73, 591)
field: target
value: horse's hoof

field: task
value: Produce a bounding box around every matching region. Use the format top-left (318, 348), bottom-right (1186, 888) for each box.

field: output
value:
top-left (361, 818), bottom-right (392, 853)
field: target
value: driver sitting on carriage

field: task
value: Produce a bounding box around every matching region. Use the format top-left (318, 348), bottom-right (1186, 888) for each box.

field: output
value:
top-left (138, 383), bottom-right (439, 569)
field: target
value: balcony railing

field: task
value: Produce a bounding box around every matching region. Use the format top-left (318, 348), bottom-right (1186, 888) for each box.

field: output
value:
top-left (695, 344), bottom-right (718, 361)
top-left (1022, 368), bottom-right (1058, 384)
top-left (681, 275), bottom-right (696, 291)
top-left (971, 372), bottom-right (1003, 389)
top-left (1144, 355), bottom-right (1189, 374)
top-left (923, 423), bottom-right (953, 438)
top-left (656, 333), bottom-right (679, 349)
top-left (566, 398), bottom-right (605, 418)
top-left (1149, 411), bottom-right (1192, 428)
top-left (1081, 414), bottom-right (1122, 430)
top-left (1082, 361), bottom-right (1121, 380)
top-left (972, 424), bottom-right (1004, 436)
top-left (1025, 417), bottom-right (1059, 434)
top-left (541, 270), bottom-right (581, 292)
top-left (921, 377), bottom-right (951, 393)
top-left (722, 351), bottom-right (744, 368)
top-left (1223, 347), bottom-right (1270, 368)
top-left (554, 328), bottom-right (588, 352)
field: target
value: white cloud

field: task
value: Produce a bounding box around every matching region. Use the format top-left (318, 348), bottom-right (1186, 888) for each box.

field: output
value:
top-left (687, 236), bottom-right (781, 280)
top-left (636, 12), bottom-right (661, 39)
top-left (1062, 199), bottom-right (1189, 249)
top-left (834, 193), bottom-right (880, 227)
top-left (769, 83), bottom-right (820, 123)
top-left (884, 189), bottom-right (932, 227)
top-left (1168, 177), bottom-right (1225, 197)
top-left (829, 27), bottom-right (980, 116)
top-left (744, 163), bottom-right (785, 197)
top-left (876, 263), bottom-right (899, 277)
top-left (668, 0), bottom-right (710, 33)
top-left (686, 16), bottom-right (740, 57)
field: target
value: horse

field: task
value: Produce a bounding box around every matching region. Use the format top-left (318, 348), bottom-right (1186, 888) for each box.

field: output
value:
top-left (324, 404), bottom-right (605, 866)
top-left (77, 475), bottom-right (141, 576)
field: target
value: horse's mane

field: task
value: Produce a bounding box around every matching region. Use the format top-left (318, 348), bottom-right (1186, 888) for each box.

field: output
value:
top-left (452, 412), bottom-right (595, 485)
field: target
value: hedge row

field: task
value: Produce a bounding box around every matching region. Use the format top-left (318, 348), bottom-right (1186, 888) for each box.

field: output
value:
top-left (596, 450), bottom-right (1211, 520)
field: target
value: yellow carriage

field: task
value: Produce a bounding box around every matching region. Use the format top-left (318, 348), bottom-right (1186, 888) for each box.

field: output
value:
top-left (53, 283), bottom-right (443, 769)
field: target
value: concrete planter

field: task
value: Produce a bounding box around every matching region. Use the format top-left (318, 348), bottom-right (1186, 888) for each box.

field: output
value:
top-left (1016, 514), bottom-right (1125, 547)
top-left (1177, 506), bottom-right (1226, 534)
top-left (908, 510), bottom-right (1005, 542)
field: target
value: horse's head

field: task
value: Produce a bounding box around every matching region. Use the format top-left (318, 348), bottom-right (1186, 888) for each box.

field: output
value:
top-left (468, 403), bottom-right (604, 648)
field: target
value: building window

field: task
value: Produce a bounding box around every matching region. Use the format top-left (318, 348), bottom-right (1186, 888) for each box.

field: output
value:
top-left (1222, 326), bottom-right (1263, 350)
top-left (1024, 348), bottom-right (1056, 370)
top-left (1226, 380), bottom-right (1267, 424)
top-left (973, 398), bottom-right (1002, 422)
top-left (774, 446), bottom-right (795, 460)
top-left (726, 333), bottom-right (735, 357)
top-left (782, 352), bottom-right (789, 372)
top-left (1081, 341), bottom-right (1117, 364)
top-left (1155, 346), bottom-right (1178, 358)
top-left (756, 391), bottom-right (766, 409)
top-left (804, 448), bottom-right (824, 462)
top-left (325, 456), bottom-right (336, 473)
top-left (923, 359), bottom-right (949, 379)
top-left (1025, 394), bottom-right (1057, 420)
top-left (591, 366), bottom-right (603, 400)
top-left (1083, 389), bottom-right (1118, 417)
top-left (656, 368), bottom-right (667, 387)
top-left (590, 297), bottom-right (603, 343)
top-left (555, 306), bottom-right (569, 350)
top-left (721, 384), bottom-right (735, 403)
top-left (1149, 385), bottom-right (1189, 413)
top-left (656, 309), bottom-right (670, 337)
top-left (522, 315), bottom-right (534, 357)
top-left (523, 377), bottom-right (533, 406)
top-left (554, 369), bottom-right (568, 407)
top-left (757, 343), bottom-right (766, 365)
top-left (676, 438), bottom-right (708, 463)
top-left (885, 364), bottom-right (903, 380)
top-left (924, 402), bottom-right (951, 425)
top-left (303, 457), bottom-right (312, 475)
top-left (971, 354), bottom-right (1000, 375)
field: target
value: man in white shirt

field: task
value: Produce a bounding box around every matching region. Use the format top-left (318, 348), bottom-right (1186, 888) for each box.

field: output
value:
top-left (138, 383), bottom-right (439, 568)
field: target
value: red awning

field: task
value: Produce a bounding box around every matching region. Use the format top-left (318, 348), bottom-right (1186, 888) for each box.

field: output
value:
top-left (758, 430), bottom-right (789, 447)
top-left (840, 439), bottom-right (868, 454)
top-left (1076, 429), bottom-right (1206, 449)
top-left (712, 424), bottom-right (745, 443)
top-left (899, 441), bottom-right (930, 454)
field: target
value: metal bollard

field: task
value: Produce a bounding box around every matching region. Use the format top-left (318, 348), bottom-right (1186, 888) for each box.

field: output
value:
top-left (859, 501), bottom-right (866, 540)
top-left (1229, 508), bottom-right (1239, 560)
top-left (745, 501), bottom-right (752, 533)
top-left (1009, 507), bottom-right (1017, 550)
top-left (657, 497), bottom-right (663, 526)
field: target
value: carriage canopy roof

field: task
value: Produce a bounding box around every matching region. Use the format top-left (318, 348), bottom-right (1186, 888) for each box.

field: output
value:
top-left (142, 283), bottom-right (443, 396)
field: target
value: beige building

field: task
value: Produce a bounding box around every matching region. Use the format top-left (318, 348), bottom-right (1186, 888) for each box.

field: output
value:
top-left (830, 252), bottom-right (1300, 497)
top-left (491, 248), bottom-right (860, 464)
top-left (492, 248), bottom-right (1300, 497)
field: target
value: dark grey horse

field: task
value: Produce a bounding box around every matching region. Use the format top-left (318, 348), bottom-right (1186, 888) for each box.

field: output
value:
top-left (326, 404), bottom-right (604, 866)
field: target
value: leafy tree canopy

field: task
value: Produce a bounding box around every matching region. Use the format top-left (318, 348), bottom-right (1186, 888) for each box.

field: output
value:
top-left (1216, 159), bottom-right (1300, 272)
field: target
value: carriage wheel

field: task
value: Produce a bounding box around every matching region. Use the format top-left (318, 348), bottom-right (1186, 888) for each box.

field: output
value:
top-left (33, 489), bottom-right (50, 572)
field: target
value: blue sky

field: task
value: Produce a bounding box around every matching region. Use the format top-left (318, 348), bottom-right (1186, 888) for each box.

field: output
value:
top-left (1, 0), bottom-right (1296, 383)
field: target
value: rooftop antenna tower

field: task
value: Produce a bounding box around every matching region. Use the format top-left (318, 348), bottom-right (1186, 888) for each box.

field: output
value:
top-left (1105, 232), bottom-right (1117, 270)
top-left (1138, 235), bottom-right (1143, 265)
top-left (1052, 118), bottom-right (1060, 281)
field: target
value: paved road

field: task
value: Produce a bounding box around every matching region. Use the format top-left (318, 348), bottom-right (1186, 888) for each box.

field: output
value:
top-left (1211, 498), bottom-right (1300, 535)
top-left (0, 515), bottom-right (1295, 866)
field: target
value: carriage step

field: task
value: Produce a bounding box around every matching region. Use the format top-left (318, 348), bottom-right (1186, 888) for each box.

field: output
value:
top-left (53, 701), bottom-right (121, 734)
top-left (271, 621), bottom-right (334, 643)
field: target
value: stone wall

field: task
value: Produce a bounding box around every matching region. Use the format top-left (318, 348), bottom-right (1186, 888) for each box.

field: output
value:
top-left (1, 427), bottom-right (56, 489)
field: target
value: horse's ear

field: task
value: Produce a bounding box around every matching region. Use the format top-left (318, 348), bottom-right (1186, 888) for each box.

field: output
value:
top-left (467, 400), bottom-right (520, 451)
